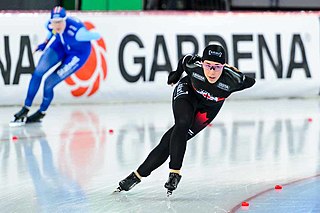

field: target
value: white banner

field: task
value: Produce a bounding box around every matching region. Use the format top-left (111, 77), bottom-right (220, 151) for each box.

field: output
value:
top-left (0, 12), bottom-right (319, 106)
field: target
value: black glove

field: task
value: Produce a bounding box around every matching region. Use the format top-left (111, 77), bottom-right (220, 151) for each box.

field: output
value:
top-left (187, 55), bottom-right (202, 64)
top-left (167, 71), bottom-right (181, 85)
top-left (167, 57), bottom-right (185, 85)
top-left (242, 76), bottom-right (256, 89)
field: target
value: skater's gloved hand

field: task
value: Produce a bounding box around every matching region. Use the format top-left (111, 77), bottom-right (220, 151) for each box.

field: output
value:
top-left (167, 56), bottom-right (186, 85)
top-left (35, 41), bottom-right (48, 52)
top-left (187, 55), bottom-right (202, 64)
top-left (167, 71), bottom-right (181, 85)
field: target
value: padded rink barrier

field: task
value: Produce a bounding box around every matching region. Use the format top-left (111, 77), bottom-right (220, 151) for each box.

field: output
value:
top-left (0, 11), bottom-right (320, 106)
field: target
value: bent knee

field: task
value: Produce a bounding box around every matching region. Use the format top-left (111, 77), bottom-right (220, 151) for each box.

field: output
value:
top-left (43, 78), bottom-right (58, 92)
top-left (32, 69), bottom-right (46, 78)
top-left (175, 117), bottom-right (192, 130)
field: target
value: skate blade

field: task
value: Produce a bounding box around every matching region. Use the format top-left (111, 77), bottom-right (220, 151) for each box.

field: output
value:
top-left (9, 121), bottom-right (26, 127)
top-left (166, 190), bottom-right (173, 197)
top-left (112, 187), bottom-right (123, 194)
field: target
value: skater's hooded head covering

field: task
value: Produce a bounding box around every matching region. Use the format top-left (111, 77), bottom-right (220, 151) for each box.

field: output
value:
top-left (202, 44), bottom-right (226, 64)
top-left (50, 6), bottom-right (67, 21)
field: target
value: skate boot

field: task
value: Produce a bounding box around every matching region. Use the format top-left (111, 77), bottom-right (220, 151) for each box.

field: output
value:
top-left (115, 172), bottom-right (141, 192)
top-left (9, 106), bottom-right (30, 126)
top-left (14, 106), bottom-right (29, 122)
top-left (164, 172), bottom-right (181, 197)
top-left (26, 110), bottom-right (46, 123)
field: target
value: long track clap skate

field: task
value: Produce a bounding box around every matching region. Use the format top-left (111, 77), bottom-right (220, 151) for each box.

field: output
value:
top-left (114, 172), bottom-right (141, 193)
top-left (26, 110), bottom-right (45, 123)
top-left (9, 106), bottom-right (29, 127)
top-left (165, 172), bottom-right (181, 197)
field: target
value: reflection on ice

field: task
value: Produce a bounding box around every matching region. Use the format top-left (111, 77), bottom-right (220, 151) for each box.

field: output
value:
top-left (1, 126), bottom-right (88, 212)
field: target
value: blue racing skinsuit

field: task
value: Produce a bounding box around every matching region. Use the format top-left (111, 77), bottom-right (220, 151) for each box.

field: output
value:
top-left (24, 17), bottom-right (100, 112)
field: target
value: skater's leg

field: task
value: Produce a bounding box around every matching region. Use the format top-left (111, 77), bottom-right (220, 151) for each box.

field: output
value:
top-left (26, 69), bottom-right (71, 122)
top-left (12, 47), bottom-right (62, 123)
top-left (164, 98), bottom-right (194, 195)
top-left (164, 102), bottom-right (224, 195)
top-left (169, 98), bottom-right (195, 170)
top-left (39, 53), bottom-right (89, 112)
top-left (116, 127), bottom-right (174, 192)
top-left (26, 53), bottom-right (89, 123)
top-left (137, 127), bottom-right (174, 177)
top-left (38, 71), bottom-right (63, 112)
top-left (24, 47), bottom-right (63, 108)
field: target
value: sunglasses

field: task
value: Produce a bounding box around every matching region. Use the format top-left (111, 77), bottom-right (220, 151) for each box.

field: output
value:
top-left (202, 63), bottom-right (224, 72)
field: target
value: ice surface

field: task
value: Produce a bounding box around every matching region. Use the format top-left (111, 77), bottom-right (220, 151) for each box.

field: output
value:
top-left (0, 99), bottom-right (319, 212)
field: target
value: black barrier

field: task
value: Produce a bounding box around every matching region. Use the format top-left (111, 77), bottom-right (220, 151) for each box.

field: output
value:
top-left (0, 0), bottom-right (60, 10)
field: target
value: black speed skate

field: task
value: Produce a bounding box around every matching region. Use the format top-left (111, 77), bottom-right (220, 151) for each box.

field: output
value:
top-left (9, 106), bottom-right (30, 127)
top-left (115, 172), bottom-right (141, 192)
top-left (165, 172), bottom-right (181, 197)
top-left (14, 106), bottom-right (29, 122)
top-left (26, 110), bottom-right (46, 123)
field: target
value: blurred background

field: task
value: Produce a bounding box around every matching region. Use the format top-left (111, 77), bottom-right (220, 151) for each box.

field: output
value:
top-left (1, 0), bottom-right (320, 11)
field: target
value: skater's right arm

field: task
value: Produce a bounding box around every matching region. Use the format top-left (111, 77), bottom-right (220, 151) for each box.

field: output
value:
top-left (167, 54), bottom-right (199, 85)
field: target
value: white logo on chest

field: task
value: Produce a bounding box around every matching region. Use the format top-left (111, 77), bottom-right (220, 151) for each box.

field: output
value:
top-left (192, 72), bottom-right (205, 82)
top-left (217, 82), bottom-right (230, 91)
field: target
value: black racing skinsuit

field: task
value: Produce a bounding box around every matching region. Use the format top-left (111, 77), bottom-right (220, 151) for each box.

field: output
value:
top-left (137, 55), bottom-right (256, 176)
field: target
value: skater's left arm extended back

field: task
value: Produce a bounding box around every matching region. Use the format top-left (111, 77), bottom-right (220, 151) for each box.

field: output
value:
top-left (75, 27), bottom-right (101, 41)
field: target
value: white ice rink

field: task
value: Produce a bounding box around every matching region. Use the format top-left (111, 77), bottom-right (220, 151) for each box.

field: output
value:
top-left (0, 99), bottom-right (319, 213)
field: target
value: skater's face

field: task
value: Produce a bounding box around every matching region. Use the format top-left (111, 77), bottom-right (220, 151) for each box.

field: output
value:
top-left (50, 19), bottom-right (66, 34)
top-left (202, 60), bottom-right (224, 83)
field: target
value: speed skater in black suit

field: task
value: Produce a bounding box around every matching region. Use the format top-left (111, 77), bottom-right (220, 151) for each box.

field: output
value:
top-left (115, 44), bottom-right (256, 196)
